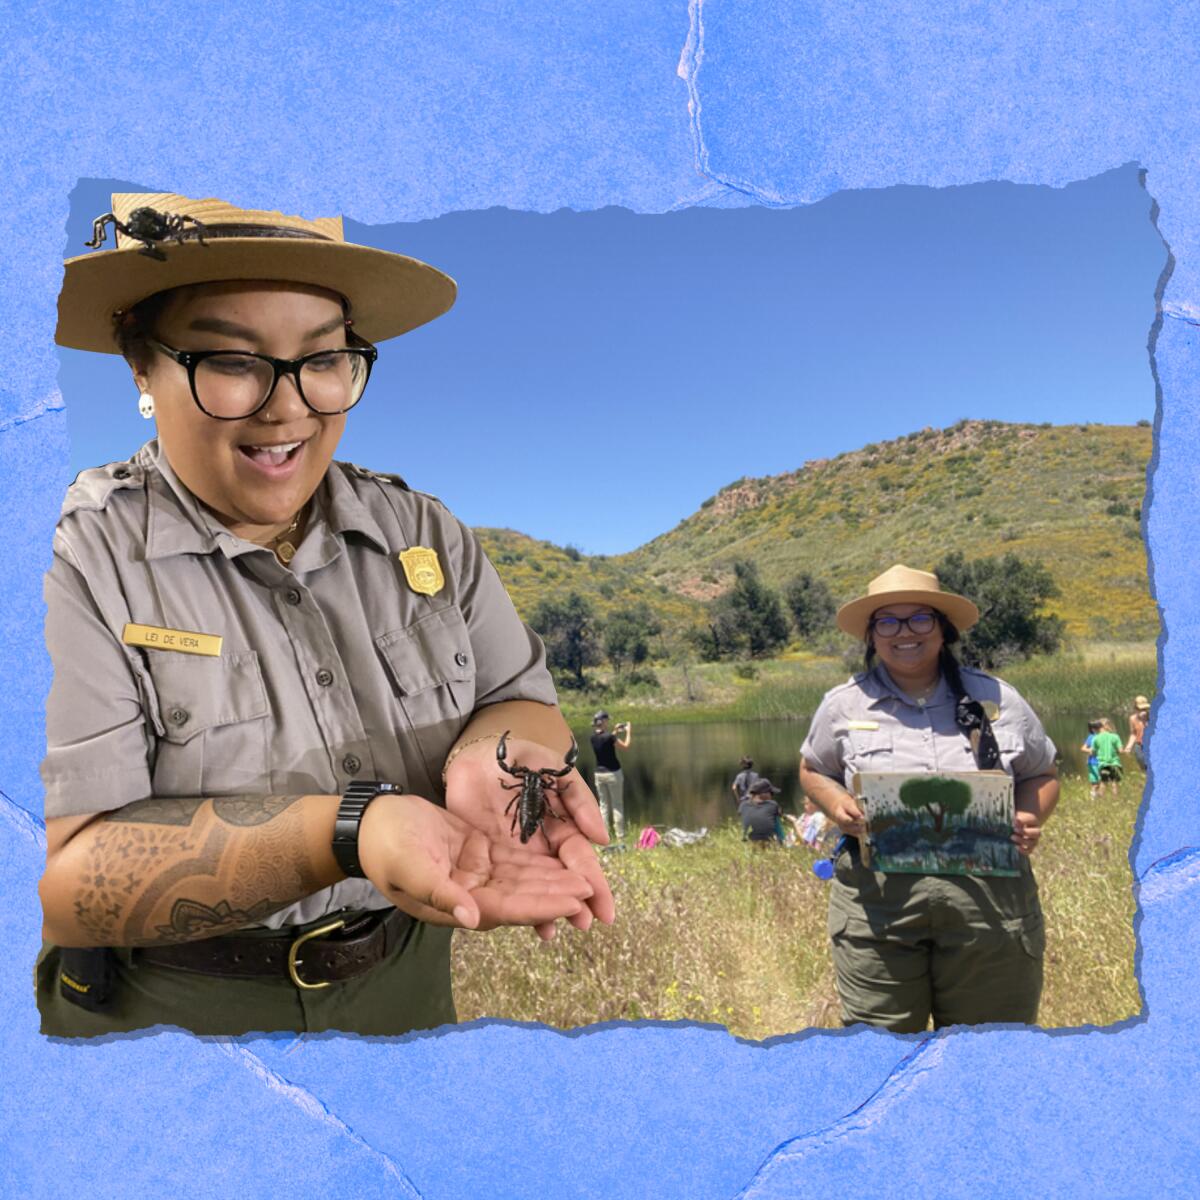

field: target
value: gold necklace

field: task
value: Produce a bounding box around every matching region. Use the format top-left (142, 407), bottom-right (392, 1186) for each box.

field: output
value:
top-left (269, 511), bottom-right (302, 565)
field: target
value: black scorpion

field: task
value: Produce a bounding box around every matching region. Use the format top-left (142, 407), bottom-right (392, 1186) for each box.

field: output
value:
top-left (496, 729), bottom-right (578, 843)
top-left (86, 206), bottom-right (209, 260)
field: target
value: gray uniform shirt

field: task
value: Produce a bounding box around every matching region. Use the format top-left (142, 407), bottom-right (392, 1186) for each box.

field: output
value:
top-left (41, 440), bottom-right (557, 928)
top-left (800, 664), bottom-right (1057, 789)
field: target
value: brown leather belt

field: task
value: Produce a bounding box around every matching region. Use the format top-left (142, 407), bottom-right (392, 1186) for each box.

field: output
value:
top-left (135, 908), bottom-right (412, 990)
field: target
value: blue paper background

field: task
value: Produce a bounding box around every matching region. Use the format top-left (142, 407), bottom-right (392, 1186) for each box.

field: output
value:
top-left (2, 2), bottom-right (1197, 1196)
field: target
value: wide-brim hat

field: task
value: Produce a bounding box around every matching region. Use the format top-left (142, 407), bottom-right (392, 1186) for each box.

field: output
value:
top-left (57, 192), bottom-right (457, 353)
top-left (836, 564), bottom-right (980, 640)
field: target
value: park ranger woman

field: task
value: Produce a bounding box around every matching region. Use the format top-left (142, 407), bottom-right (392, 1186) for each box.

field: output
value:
top-left (799, 565), bottom-right (1058, 1032)
top-left (37, 192), bottom-right (612, 1035)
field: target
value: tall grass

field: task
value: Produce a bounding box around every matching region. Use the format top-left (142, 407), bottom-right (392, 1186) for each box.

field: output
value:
top-left (557, 645), bottom-right (1156, 730)
top-left (1002, 649), bottom-right (1156, 715)
top-left (452, 773), bottom-right (1142, 1036)
top-left (1034, 773), bottom-right (1142, 1027)
top-left (557, 657), bottom-right (842, 728)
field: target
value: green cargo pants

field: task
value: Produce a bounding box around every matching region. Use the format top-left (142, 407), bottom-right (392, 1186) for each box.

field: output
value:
top-left (828, 847), bottom-right (1044, 1033)
top-left (36, 913), bottom-right (455, 1037)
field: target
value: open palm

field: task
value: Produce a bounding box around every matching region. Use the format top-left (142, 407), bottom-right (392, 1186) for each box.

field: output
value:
top-left (358, 791), bottom-right (594, 930)
top-left (444, 733), bottom-right (615, 937)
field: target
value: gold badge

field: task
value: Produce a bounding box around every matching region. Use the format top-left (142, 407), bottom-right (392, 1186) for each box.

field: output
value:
top-left (982, 701), bottom-right (1000, 721)
top-left (122, 623), bottom-right (223, 657)
top-left (398, 547), bottom-right (445, 596)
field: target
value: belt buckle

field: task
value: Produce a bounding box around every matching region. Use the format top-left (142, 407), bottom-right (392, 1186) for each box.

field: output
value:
top-left (287, 918), bottom-right (346, 990)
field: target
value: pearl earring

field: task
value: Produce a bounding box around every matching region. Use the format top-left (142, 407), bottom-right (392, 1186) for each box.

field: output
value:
top-left (138, 392), bottom-right (155, 420)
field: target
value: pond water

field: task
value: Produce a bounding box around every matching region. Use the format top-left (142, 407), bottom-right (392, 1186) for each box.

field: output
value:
top-left (572, 711), bottom-right (1127, 832)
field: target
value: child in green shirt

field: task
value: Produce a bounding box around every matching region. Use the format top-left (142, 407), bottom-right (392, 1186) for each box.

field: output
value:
top-left (1092, 718), bottom-right (1123, 796)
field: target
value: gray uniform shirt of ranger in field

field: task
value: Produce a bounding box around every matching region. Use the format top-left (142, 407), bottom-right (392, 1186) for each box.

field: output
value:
top-left (41, 440), bottom-right (560, 931)
top-left (799, 563), bottom-right (1060, 1033)
top-left (800, 667), bottom-right (1057, 790)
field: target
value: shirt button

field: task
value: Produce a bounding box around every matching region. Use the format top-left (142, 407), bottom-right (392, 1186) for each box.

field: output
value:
top-left (284, 588), bottom-right (302, 606)
top-left (316, 668), bottom-right (334, 687)
top-left (168, 707), bottom-right (188, 726)
top-left (454, 651), bottom-right (469, 667)
top-left (342, 753), bottom-right (362, 775)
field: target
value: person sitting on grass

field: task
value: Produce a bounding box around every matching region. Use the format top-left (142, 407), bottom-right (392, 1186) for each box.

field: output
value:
top-left (798, 797), bottom-right (832, 850)
top-left (739, 778), bottom-right (782, 849)
top-left (1081, 719), bottom-right (1103, 801)
top-left (1092, 718), bottom-right (1124, 797)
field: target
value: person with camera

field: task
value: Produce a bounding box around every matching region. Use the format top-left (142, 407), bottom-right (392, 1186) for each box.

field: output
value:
top-left (590, 711), bottom-right (632, 841)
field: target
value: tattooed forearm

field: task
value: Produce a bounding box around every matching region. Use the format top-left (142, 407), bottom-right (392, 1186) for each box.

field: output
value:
top-left (154, 897), bottom-right (281, 940)
top-left (73, 819), bottom-right (205, 943)
top-left (61, 793), bottom-right (331, 947)
top-left (108, 794), bottom-right (305, 828)
top-left (118, 818), bottom-right (228, 942)
top-left (227, 806), bottom-right (323, 914)
top-left (212, 794), bottom-right (304, 826)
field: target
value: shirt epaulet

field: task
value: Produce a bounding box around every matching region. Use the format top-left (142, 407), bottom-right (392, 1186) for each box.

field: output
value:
top-left (59, 460), bottom-right (147, 518)
top-left (821, 674), bottom-right (870, 706)
top-left (961, 665), bottom-right (1010, 691)
top-left (343, 462), bottom-right (411, 491)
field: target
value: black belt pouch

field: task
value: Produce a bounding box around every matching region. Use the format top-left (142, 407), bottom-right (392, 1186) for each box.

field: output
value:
top-left (57, 947), bottom-right (118, 1012)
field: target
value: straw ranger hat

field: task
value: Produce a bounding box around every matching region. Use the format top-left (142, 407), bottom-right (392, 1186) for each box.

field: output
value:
top-left (836, 564), bottom-right (980, 640)
top-left (56, 192), bottom-right (457, 353)
top-left (1134, 695), bottom-right (1151, 712)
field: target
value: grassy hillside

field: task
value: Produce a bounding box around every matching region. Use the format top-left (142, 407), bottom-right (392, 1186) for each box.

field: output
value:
top-left (482, 419), bottom-right (1155, 648)
top-left (474, 528), bottom-right (707, 635)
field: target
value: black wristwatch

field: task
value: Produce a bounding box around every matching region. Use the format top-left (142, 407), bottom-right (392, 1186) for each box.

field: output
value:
top-left (332, 780), bottom-right (404, 878)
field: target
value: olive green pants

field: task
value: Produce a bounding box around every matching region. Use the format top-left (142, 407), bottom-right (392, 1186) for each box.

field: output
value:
top-left (594, 769), bottom-right (626, 840)
top-left (828, 848), bottom-right (1044, 1033)
top-left (37, 915), bottom-right (454, 1037)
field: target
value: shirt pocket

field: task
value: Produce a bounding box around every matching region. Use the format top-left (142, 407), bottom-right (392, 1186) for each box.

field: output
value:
top-left (844, 727), bottom-right (894, 776)
top-left (145, 651), bottom-right (271, 796)
top-left (375, 606), bottom-right (477, 779)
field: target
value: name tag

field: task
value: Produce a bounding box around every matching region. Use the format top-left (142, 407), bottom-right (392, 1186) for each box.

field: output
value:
top-left (848, 720), bottom-right (880, 731)
top-left (122, 623), bottom-right (223, 657)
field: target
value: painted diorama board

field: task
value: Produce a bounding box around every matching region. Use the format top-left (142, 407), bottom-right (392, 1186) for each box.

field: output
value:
top-left (855, 770), bottom-right (1018, 876)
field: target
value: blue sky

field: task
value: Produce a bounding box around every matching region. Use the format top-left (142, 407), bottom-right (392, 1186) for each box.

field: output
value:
top-left (59, 167), bottom-right (1165, 554)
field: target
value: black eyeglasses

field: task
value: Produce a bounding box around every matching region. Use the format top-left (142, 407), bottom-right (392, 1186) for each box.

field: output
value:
top-left (870, 611), bottom-right (938, 638)
top-left (147, 335), bottom-right (378, 420)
